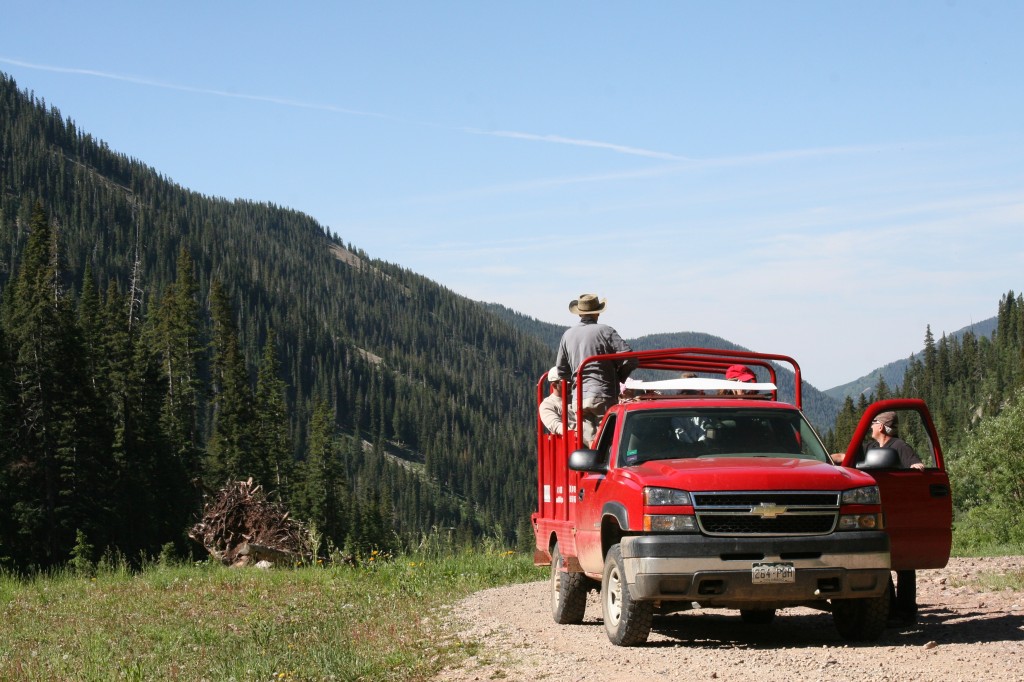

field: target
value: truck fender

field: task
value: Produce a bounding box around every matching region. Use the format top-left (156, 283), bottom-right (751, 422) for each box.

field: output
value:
top-left (600, 502), bottom-right (630, 561)
top-left (602, 501), bottom-right (629, 530)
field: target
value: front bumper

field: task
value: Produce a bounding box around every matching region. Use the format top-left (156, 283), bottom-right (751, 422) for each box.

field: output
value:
top-left (620, 531), bottom-right (890, 606)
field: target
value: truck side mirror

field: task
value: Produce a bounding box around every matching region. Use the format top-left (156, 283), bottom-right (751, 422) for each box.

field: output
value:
top-left (856, 447), bottom-right (901, 470)
top-left (568, 449), bottom-right (607, 473)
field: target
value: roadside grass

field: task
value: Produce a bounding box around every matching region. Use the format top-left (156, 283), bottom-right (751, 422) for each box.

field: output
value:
top-left (951, 539), bottom-right (1024, 558)
top-left (948, 537), bottom-right (1024, 591)
top-left (0, 549), bottom-right (545, 681)
top-left (966, 568), bottom-right (1024, 592)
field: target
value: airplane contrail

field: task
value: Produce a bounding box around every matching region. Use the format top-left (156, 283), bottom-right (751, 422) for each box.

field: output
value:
top-left (1, 56), bottom-right (882, 165)
top-left (463, 129), bottom-right (691, 161)
top-left (0, 57), bottom-right (406, 122)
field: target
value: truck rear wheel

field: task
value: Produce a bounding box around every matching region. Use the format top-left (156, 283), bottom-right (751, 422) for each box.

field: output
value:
top-left (602, 544), bottom-right (653, 646)
top-left (831, 593), bottom-right (889, 641)
top-left (550, 543), bottom-right (588, 624)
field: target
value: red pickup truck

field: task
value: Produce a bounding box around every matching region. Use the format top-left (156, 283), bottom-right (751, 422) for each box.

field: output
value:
top-left (532, 348), bottom-right (952, 645)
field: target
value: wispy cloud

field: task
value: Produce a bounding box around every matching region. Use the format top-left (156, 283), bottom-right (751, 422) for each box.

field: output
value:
top-left (0, 57), bottom-right (406, 122)
top-left (465, 128), bottom-right (896, 166)
top-left (464, 128), bottom-right (690, 161)
top-left (2, 56), bottom-right (891, 171)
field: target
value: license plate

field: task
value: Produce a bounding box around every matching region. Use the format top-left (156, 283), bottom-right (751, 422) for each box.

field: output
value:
top-left (752, 562), bottom-right (795, 584)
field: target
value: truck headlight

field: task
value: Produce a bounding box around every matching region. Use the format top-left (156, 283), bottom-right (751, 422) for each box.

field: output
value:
top-left (644, 515), bottom-right (698, 532)
top-left (840, 486), bottom-right (880, 506)
top-left (643, 487), bottom-right (692, 506)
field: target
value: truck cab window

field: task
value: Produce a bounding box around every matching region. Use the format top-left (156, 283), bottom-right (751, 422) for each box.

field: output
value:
top-left (620, 409), bottom-right (830, 464)
top-left (594, 414), bottom-right (616, 467)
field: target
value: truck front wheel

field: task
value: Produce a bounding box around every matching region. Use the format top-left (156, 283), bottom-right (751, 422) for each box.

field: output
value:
top-left (550, 543), bottom-right (588, 624)
top-left (602, 544), bottom-right (653, 646)
top-left (831, 593), bottom-right (889, 641)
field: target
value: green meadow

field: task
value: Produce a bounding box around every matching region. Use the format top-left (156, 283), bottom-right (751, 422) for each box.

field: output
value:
top-left (0, 550), bottom-right (544, 682)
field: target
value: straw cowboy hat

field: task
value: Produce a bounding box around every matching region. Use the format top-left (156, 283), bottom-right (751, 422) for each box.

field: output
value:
top-left (569, 293), bottom-right (607, 315)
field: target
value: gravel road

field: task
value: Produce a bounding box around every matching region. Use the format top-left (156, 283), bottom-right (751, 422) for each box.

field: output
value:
top-left (435, 556), bottom-right (1023, 682)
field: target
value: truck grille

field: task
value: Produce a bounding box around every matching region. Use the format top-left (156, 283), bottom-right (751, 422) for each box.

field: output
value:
top-left (692, 491), bottom-right (840, 537)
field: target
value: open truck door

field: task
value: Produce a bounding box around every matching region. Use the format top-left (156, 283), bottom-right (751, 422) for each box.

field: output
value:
top-left (838, 398), bottom-right (952, 570)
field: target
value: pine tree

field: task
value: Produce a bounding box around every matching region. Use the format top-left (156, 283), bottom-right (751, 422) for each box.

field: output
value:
top-left (923, 325), bottom-right (937, 385)
top-left (206, 279), bottom-right (257, 486)
top-left (253, 328), bottom-right (293, 500)
top-left (298, 398), bottom-right (347, 549)
top-left (825, 396), bottom-right (859, 452)
top-left (150, 248), bottom-right (203, 485)
top-left (872, 373), bottom-right (891, 401)
top-left (77, 264), bottom-right (107, 397)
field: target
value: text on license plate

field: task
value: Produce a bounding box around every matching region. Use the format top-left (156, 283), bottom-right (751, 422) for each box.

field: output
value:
top-left (751, 562), bottom-right (795, 584)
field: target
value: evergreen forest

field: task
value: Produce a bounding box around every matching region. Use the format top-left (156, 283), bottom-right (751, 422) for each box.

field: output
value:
top-left (1, 72), bottom-right (1021, 572)
top-left (0, 73), bottom-right (550, 571)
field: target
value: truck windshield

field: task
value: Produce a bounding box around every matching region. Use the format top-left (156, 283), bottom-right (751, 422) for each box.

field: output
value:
top-left (619, 408), bottom-right (829, 465)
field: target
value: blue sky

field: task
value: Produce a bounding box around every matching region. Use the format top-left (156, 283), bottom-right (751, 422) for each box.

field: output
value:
top-left (2, 2), bottom-right (1022, 388)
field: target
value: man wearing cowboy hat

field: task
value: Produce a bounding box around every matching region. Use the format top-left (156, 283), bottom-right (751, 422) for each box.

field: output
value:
top-left (555, 294), bottom-right (636, 447)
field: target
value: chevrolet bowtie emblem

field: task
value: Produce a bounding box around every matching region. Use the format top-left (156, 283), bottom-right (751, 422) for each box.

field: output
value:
top-left (752, 503), bottom-right (788, 518)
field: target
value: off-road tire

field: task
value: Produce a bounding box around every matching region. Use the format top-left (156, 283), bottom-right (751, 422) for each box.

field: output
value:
top-left (602, 544), bottom-right (653, 646)
top-left (740, 608), bottom-right (776, 625)
top-left (832, 592), bottom-right (889, 641)
top-left (550, 543), bottom-right (588, 624)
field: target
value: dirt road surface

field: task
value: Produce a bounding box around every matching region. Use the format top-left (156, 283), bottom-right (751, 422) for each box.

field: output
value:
top-left (435, 556), bottom-right (1023, 682)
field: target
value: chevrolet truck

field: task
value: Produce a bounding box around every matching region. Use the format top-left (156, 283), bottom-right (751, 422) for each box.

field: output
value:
top-left (532, 347), bottom-right (952, 645)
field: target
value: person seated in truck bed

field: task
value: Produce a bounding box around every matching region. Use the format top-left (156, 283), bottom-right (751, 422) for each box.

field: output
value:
top-left (619, 384), bottom-right (653, 403)
top-left (539, 367), bottom-right (575, 436)
top-left (721, 364), bottom-right (757, 395)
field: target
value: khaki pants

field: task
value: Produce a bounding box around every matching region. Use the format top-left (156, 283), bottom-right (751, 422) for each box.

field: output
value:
top-left (580, 396), bottom-right (615, 448)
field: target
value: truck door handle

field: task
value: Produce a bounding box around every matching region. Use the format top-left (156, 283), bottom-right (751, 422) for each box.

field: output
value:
top-left (929, 484), bottom-right (950, 498)
top-left (578, 489), bottom-right (584, 501)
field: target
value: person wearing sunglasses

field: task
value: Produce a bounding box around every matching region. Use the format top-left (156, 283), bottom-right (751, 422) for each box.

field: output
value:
top-left (869, 411), bottom-right (925, 471)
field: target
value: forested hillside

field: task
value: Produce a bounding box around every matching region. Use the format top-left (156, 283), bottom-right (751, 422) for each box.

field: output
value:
top-left (0, 73), bottom-right (549, 570)
top-left (824, 317), bottom-right (998, 403)
top-left (482, 302), bottom-right (566, 351)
